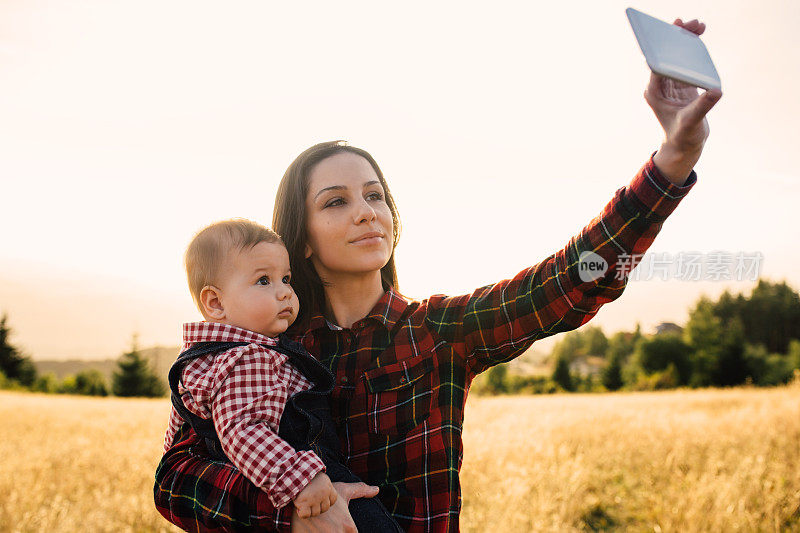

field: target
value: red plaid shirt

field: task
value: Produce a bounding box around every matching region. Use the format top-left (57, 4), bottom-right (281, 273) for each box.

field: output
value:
top-left (163, 322), bottom-right (325, 508)
top-left (155, 154), bottom-right (697, 532)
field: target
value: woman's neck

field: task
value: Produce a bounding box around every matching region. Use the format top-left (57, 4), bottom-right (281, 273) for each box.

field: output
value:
top-left (321, 271), bottom-right (385, 330)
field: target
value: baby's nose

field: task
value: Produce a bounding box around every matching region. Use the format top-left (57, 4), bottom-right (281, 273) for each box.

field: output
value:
top-left (277, 285), bottom-right (292, 299)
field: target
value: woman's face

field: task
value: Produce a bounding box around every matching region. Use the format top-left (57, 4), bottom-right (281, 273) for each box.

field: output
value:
top-left (304, 152), bottom-right (394, 281)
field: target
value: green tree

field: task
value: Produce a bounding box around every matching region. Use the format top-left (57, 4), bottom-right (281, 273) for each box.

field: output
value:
top-left (743, 343), bottom-right (796, 386)
top-left (33, 373), bottom-right (59, 393)
top-left (550, 331), bottom-right (585, 364)
top-left (552, 354), bottom-right (573, 391)
top-left (602, 353), bottom-right (624, 391)
top-left (606, 330), bottom-right (638, 363)
top-left (59, 375), bottom-right (78, 394)
top-left (684, 297), bottom-right (754, 387)
top-left (714, 281), bottom-right (800, 354)
top-left (0, 313), bottom-right (36, 387)
top-left (683, 297), bottom-right (722, 354)
top-left (711, 316), bottom-right (749, 386)
top-left (75, 369), bottom-right (109, 396)
top-left (485, 364), bottom-right (508, 394)
top-left (632, 323), bottom-right (643, 345)
top-left (684, 297), bottom-right (723, 386)
top-left (633, 333), bottom-right (692, 386)
top-left (632, 363), bottom-right (680, 390)
top-left (789, 339), bottom-right (800, 371)
top-left (583, 326), bottom-right (609, 357)
top-left (740, 280), bottom-right (800, 354)
top-left (112, 337), bottom-right (166, 397)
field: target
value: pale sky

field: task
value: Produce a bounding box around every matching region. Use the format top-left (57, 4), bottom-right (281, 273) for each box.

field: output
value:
top-left (1, 0), bottom-right (798, 360)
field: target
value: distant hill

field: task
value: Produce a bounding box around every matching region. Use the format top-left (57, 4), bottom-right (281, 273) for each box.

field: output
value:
top-left (34, 346), bottom-right (180, 389)
top-left (34, 345), bottom-right (556, 387)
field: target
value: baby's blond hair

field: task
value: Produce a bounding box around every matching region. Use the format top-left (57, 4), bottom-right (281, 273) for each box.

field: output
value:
top-left (185, 219), bottom-right (282, 312)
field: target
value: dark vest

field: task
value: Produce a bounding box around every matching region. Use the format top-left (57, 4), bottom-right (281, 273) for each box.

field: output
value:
top-left (168, 334), bottom-right (336, 463)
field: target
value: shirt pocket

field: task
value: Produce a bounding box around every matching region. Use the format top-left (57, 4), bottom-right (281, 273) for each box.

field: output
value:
top-left (363, 356), bottom-right (435, 435)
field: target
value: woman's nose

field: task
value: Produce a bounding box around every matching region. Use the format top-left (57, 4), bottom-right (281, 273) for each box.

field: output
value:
top-left (354, 198), bottom-right (377, 223)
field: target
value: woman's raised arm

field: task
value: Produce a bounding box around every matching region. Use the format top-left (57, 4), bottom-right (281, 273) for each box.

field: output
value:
top-left (425, 18), bottom-right (719, 378)
top-left (425, 154), bottom-right (697, 377)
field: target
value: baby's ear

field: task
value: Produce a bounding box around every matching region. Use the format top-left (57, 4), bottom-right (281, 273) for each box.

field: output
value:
top-left (200, 286), bottom-right (226, 320)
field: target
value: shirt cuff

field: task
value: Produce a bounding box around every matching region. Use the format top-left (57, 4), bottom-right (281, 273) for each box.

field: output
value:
top-left (623, 151), bottom-right (698, 223)
top-left (266, 450), bottom-right (326, 509)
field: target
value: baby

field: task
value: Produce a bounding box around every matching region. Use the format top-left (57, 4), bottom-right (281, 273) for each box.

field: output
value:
top-left (162, 219), bottom-right (401, 530)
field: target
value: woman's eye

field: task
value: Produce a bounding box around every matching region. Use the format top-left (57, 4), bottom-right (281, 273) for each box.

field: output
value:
top-left (282, 275), bottom-right (291, 284)
top-left (367, 191), bottom-right (384, 201)
top-left (257, 276), bottom-right (270, 286)
top-left (324, 198), bottom-right (345, 208)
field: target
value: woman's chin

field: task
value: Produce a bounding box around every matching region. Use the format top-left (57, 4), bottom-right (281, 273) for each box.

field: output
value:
top-left (314, 249), bottom-right (392, 278)
top-left (339, 258), bottom-right (391, 277)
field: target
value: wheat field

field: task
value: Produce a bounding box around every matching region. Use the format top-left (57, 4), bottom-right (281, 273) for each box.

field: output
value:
top-left (1, 386), bottom-right (799, 532)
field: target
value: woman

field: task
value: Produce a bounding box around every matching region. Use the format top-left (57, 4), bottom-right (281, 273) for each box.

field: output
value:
top-left (155, 19), bottom-right (720, 533)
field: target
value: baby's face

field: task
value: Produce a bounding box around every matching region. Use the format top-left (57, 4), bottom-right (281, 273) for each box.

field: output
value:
top-left (215, 241), bottom-right (299, 337)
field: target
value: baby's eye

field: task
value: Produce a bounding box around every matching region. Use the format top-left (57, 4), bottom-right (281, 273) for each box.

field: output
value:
top-left (282, 275), bottom-right (291, 284)
top-left (257, 276), bottom-right (270, 286)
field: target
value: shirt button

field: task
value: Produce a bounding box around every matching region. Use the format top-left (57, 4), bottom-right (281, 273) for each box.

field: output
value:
top-left (341, 376), bottom-right (349, 384)
top-left (399, 376), bottom-right (407, 384)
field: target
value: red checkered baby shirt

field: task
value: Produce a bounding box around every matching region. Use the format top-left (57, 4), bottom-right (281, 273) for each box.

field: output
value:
top-left (162, 322), bottom-right (325, 508)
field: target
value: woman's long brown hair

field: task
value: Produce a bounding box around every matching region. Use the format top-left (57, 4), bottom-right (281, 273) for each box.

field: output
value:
top-left (272, 141), bottom-right (401, 328)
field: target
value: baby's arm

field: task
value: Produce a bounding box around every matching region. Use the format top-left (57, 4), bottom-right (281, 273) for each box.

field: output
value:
top-left (207, 345), bottom-right (326, 510)
top-left (292, 471), bottom-right (338, 518)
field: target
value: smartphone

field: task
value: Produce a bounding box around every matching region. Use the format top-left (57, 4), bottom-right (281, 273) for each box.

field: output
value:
top-left (626, 7), bottom-right (721, 91)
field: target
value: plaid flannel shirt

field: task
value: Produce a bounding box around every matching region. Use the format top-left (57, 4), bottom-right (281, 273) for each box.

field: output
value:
top-left (163, 322), bottom-right (325, 509)
top-left (154, 154), bottom-right (697, 532)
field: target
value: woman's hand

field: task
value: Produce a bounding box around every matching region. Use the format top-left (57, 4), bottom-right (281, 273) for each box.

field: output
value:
top-left (646, 18), bottom-right (723, 185)
top-left (290, 481), bottom-right (379, 533)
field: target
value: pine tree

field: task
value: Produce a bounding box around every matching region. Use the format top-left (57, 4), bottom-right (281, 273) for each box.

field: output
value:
top-left (0, 313), bottom-right (36, 387)
top-left (552, 354), bottom-right (573, 391)
top-left (112, 336), bottom-right (166, 397)
top-left (602, 353), bottom-right (624, 391)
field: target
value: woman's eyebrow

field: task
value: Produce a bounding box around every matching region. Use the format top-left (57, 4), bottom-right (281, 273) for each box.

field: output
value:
top-left (314, 185), bottom-right (346, 200)
top-left (313, 180), bottom-right (381, 200)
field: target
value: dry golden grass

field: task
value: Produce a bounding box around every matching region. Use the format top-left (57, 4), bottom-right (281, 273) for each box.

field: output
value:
top-left (0, 392), bottom-right (180, 533)
top-left (460, 386), bottom-right (800, 532)
top-left (1, 386), bottom-right (799, 532)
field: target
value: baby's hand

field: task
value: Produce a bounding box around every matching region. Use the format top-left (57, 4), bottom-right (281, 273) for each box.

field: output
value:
top-left (293, 472), bottom-right (338, 518)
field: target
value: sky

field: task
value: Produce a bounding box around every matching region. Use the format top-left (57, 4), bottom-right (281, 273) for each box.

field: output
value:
top-left (1, 0), bottom-right (798, 360)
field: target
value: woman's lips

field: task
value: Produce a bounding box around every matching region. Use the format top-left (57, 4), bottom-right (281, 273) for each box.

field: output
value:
top-left (350, 232), bottom-right (384, 245)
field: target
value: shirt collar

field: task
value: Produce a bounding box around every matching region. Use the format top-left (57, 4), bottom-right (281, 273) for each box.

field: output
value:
top-left (304, 286), bottom-right (412, 333)
top-left (182, 322), bottom-right (279, 346)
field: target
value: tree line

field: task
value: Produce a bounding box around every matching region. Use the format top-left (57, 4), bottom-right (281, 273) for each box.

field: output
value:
top-left (472, 279), bottom-right (800, 395)
top-left (3, 279), bottom-right (799, 397)
top-left (0, 321), bottom-right (165, 397)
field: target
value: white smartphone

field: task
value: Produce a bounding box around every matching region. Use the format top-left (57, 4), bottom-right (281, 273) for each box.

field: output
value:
top-left (626, 7), bottom-right (721, 91)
